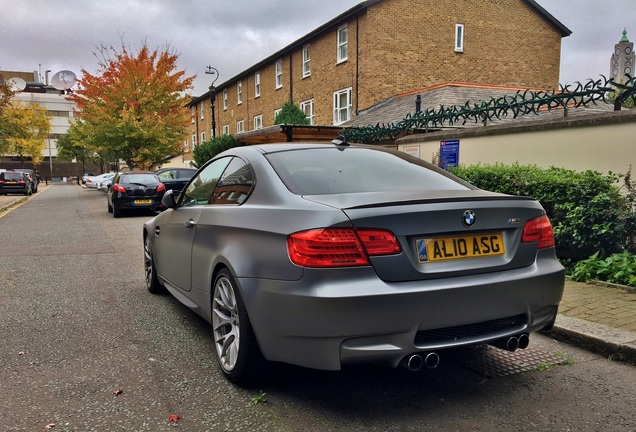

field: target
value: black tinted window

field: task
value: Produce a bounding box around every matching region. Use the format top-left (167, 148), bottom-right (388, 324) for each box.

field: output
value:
top-left (120, 174), bottom-right (158, 185)
top-left (266, 147), bottom-right (469, 195)
top-left (1, 172), bottom-right (24, 180)
top-left (211, 158), bottom-right (254, 205)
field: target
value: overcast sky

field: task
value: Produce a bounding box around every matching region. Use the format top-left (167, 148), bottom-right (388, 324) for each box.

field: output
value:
top-left (2, 0), bottom-right (635, 96)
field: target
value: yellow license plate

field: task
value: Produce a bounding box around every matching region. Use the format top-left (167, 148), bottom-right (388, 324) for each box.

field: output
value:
top-left (417, 233), bottom-right (505, 263)
top-left (6, 181), bottom-right (17, 184)
top-left (134, 199), bottom-right (153, 205)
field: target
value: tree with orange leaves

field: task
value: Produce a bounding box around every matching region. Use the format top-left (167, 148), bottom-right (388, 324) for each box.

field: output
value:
top-left (67, 42), bottom-right (194, 169)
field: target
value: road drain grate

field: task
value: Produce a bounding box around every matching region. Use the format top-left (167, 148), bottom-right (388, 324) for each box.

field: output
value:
top-left (449, 345), bottom-right (568, 378)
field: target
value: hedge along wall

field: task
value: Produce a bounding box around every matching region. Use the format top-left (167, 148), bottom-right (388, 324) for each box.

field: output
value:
top-left (396, 110), bottom-right (636, 176)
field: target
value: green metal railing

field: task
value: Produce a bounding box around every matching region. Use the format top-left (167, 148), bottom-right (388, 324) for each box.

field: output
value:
top-left (342, 76), bottom-right (636, 143)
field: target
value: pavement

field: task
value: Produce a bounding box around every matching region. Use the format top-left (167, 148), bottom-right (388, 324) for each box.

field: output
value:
top-left (1, 185), bottom-right (635, 364)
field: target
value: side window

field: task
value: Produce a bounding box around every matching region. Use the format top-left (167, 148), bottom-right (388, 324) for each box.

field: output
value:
top-left (157, 170), bottom-right (175, 181)
top-left (181, 158), bottom-right (232, 207)
top-left (211, 157), bottom-right (254, 205)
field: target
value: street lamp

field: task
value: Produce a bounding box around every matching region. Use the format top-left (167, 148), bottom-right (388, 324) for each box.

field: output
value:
top-left (205, 65), bottom-right (219, 138)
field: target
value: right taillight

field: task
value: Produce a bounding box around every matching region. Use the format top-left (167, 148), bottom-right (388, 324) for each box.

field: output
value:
top-left (521, 215), bottom-right (555, 249)
top-left (287, 228), bottom-right (401, 268)
top-left (113, 184), bottom-right (126, 193)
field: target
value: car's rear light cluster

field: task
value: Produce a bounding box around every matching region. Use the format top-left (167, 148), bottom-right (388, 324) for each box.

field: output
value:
top-left (287, 228), bottom-right (401, 268)
top-left (113, 184), bottom-right (127, 193)
top-left (521, 215), bottom-right (555, 249)
top-left (157, 183), bottom-right (166, 192)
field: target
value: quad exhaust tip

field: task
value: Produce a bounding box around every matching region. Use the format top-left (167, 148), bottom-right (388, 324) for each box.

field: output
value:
top-left (491, 333), bottom-right (530, 352)
top-left (401, 352), bottom-right (440, 371)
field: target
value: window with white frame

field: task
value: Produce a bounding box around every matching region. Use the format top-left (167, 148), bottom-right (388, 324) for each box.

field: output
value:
top-left (274, 108), bottom-right (282, 122)
top-left (236, 120), bottom-right (245, 133)
top-left (190, 106), bottom-right (195, 123)
top-left (455, 24), bottom-right (464, 52)
top-left (337, 25), bottom-right (348, 63)
top-left (184, 140), bottom-right (189, 152)
top-left (222, 125), bottom-right (230, 135)
top-left (275, 60), bottom-right (283, 89)
top-left (223, 89), bottom-right (228, 110)
top-left (200, 101), bottom-right (204, 119)
top-left (300, 99), bottom-right (314, 125)
top-left (302, 45), bottom-right (311, 77)
top-left (201, 132), bottom-right (206, 143)
top-left (255, 72), bottom-right (261, 97)
top-left (191, 134), bottom-right (197, 147)
top-left (253, 114), bottom-right (263, 130)
top-left (333, 88), bottom-right (352, 125)
top-left (237, 81), bottom-right (243, 104)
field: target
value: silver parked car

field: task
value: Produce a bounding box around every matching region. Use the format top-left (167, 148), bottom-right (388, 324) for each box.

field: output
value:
top-left (143, 142), bottom-right (564, 384)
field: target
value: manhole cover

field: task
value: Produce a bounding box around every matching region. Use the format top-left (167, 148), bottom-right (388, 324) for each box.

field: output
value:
top-left (449, 345), bottom-right (568, 378)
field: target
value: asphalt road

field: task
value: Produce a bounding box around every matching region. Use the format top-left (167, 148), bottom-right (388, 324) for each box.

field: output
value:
top-left (1, 186), bottom-right (636, 431)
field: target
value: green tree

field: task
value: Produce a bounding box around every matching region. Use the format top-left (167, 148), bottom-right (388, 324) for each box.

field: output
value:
top-left (274, 101), bottom-right (310, 125)
top-left (67, 42), bottom-right (194, 169)
top-left (192, 135), bottom-right (242, 168)
top-left (2, 100), bottom-right (50, 165)
top-left (0, 79), bottom-right (17, 155)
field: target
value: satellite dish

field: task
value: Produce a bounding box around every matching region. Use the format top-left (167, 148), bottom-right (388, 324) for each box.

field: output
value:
top-left (6, 77), bottom-right (26, 92)
top-left (51, 70), bottom-right (77, 90)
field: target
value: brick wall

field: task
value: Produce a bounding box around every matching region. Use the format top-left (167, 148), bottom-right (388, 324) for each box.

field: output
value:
top-left (185, 0), bottom-right (564, 157)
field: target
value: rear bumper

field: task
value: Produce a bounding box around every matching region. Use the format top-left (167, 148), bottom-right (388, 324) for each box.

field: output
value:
top-left (113, 197), bottom-right (164, 211)
top-left (238, 252), bottom-right (564, 371)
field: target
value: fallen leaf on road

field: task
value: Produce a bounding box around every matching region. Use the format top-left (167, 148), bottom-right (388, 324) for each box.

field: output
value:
top-left (18, 351), bottom-right (24, 356)
top-left (44, 423), bottom-right (55, 429)
top-left (167, 414), bottom-right (181, 422)
top-left (113, 389), bottom-right (123, 396)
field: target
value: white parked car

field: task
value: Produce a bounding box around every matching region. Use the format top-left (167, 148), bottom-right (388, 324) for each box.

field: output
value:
top-left (85, 173), bottom-right (115, 190)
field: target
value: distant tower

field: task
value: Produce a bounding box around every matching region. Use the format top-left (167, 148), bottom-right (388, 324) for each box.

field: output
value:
top-left (610, 29), bottom-right (635, 83)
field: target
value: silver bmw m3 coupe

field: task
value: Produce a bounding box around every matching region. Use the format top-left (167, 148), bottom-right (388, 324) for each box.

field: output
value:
top-left (143, 141), bottom-right (564, 384)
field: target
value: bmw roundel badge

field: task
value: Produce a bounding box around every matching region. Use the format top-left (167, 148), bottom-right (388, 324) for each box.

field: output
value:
top-left (462, 210), bottom-right (476, 227)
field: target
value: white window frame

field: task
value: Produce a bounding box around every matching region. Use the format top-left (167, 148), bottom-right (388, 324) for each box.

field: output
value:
top-left (253, 114), bottom-right (263, 130)
top-left (236, 120), bottom-right (245, 133)
top-left (302, 44), bottom-right (311, 78)
top-left (200, 101), bottom-right (205, 119)
top-left (333, 87), bottom-right (352, 126)
top-left (223, 89), bottom-right (228, 110)
top-left (184, 140), bottom-right (189, 152)
top-left (191, 134), bottom-right (197, 147)
top-left (337, 24), bottom-right (348, 63)
top-left (237, 81), bottom-right (243, 104)
top-left (190, 106), bottom-right (195, 123)
top-left (275, 60), bottom-right (283, 89)
top-left (201, 132), bottom-right (206, 143)
top-left (222, 124), bottom-right (230, 135)
top-left (455, 24), bottom-right (464, 53)
top-left (274, 108), bottom-right (282, 122)
top-left (255, 71), bottom-right (261, 97)
top-left (300, 99), bottom-right (315, 125)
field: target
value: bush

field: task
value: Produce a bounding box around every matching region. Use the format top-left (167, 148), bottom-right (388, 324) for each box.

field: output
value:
top-left (450, 163), bottom-right (636, 262)
top-left (192, 135), bottom-right (242, 168)
top-left (274, 101), bottom-right (310, 125)
top-left (570, 251), bottom-right (636, 287)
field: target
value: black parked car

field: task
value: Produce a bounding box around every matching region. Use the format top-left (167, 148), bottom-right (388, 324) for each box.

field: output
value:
top-left (13, 169), bottom-right (39, 193)
top-left (155, 168), bottom-right (197, 195)
top-left (107, 171), bottom-right (166, 218)
top-left (0, 171), bottom-right (31, 195)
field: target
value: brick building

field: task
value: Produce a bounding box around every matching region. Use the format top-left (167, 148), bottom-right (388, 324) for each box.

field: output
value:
top-left (185, 0), bottom-right (570, 163)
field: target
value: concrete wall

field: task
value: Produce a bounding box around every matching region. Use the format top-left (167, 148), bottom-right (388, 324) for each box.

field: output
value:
top-left (397, 110), bottom-right (636, 176)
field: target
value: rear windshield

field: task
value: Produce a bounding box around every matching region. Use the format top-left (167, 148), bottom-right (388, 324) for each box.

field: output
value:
top-left (265, 146), bottom-right (470, 195)
top-left (1, 172), bottom-right (24, 180)
top-left (119, 174), bottom-right (158, 185)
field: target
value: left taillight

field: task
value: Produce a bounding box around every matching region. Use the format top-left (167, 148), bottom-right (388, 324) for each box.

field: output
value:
top-left (287, 228), bottom-right (401, 268)
top-left (157, 183), bottom-right (166, 192)
top-left (521, 215), bottom-right (555, 249)
top-left (113, 184), bottom-right (126, 193)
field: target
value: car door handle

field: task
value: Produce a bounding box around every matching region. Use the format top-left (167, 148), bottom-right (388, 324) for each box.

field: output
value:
top-left (185, 218), bottom-right (196, 229)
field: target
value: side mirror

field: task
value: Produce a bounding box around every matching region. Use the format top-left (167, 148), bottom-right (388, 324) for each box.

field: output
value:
top-left (162, 189), bottom-right (178, 209)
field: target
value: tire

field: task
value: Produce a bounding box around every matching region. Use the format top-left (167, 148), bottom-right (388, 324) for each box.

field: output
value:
top-left (107, 200), bottom-right (113, 213)
top-left (212, 269), bottom-right (266, 385)
top-left (144, 234), bottom-right (165, 294)
top-left (113, 205), bottom-right (122, 218)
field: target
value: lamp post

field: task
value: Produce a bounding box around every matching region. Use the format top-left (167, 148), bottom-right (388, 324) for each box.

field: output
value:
top-left (205, 65), bottom-right (219, 138)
